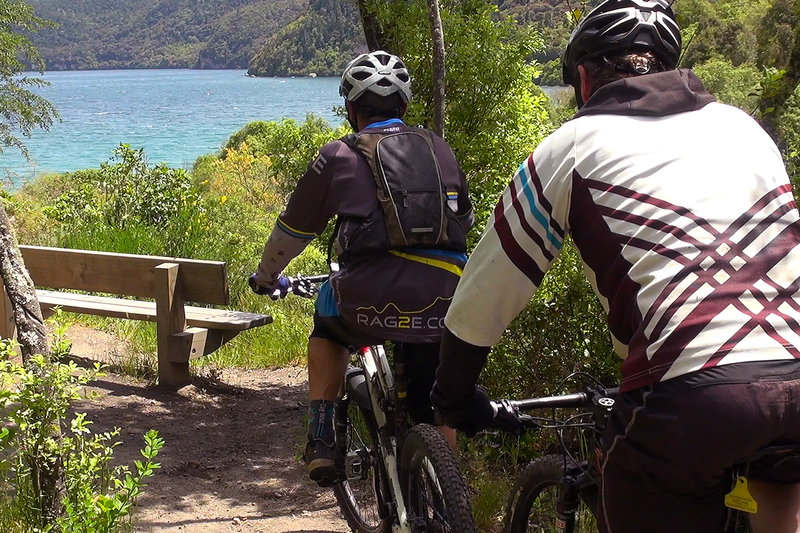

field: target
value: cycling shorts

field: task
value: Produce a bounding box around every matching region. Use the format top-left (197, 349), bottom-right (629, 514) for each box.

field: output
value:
top-left (311, 311), bottom-right (441, 425)
top-left (598, 360), bottom-right (800, 533)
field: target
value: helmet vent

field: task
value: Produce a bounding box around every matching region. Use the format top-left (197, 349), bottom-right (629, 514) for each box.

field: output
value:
top-left (339, 50), bottom-right (413, 103)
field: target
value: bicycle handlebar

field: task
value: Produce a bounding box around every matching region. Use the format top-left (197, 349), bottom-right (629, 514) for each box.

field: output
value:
top-left (503, 392), bottom-right (590, 411)
top-left (293, 274), bottom-right (330, 284)
top-left (489, 386), bottom-right (618, 432)
top-left (286, 274), bottom-right (329, 298)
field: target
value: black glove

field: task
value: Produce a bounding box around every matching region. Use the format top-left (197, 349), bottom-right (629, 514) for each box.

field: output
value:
top-left (248, 273), bottom-right (291, 300)
top-left (431, 384), bottom-right (495, 437)
top-left (491, 399), bottom-right (526, 436)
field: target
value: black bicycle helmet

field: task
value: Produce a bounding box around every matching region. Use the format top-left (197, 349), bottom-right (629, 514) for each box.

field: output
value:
top-left (339, 50), bottom-right (412, 105)
top-left (562, 0), bottom-right (681, 87)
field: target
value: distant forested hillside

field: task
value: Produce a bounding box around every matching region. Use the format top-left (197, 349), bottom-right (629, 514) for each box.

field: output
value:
top-left (245, 0), bottom-right (574, 77)
top-left (28, 0), bottom-right (307, 70)
top-left (26, 0), bottom-right (574, 74)
top-left (247, 0), bottom-right (366, 77)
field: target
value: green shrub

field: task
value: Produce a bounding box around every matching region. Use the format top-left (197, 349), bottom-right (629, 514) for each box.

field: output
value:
top-left (535, 58), bottom-right (564, 86)
top-left (43, 143), bottom-right (208, 258)
top-left (777, 83), bottom-right (800, 196)
top-left (0, 335), bottom-right (163, 532)
top-left (692, 56), bottom-right (762, 112)
top-left (213, 115), bottom-right (349, 198)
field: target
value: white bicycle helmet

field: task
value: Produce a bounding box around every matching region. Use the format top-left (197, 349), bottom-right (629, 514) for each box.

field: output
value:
top-left (339, 50), bottom-right (412, 104)
top-left (562, 0), bottom-right (682, 86)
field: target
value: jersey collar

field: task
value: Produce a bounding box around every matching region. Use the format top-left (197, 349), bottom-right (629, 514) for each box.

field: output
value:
top-left (364, 118), bottom-right (405, 130)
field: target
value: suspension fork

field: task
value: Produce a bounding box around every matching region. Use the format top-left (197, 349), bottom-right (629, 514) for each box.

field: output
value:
top-left (556, 473), bottom-right (581, 533)
top-left (556, 465), bottom-right (600, 533)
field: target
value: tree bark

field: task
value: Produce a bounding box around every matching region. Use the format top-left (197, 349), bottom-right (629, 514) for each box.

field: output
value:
top-left (0, 204), bottom-right (62, 522)
top-left (427, 0), bottom-right (447, 137)
top-left (0, 204), bottom-right (47, 362)
top-left (355, 0), bottom-right (386, 51)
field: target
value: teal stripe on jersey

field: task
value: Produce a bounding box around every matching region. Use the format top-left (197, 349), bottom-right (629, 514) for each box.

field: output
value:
top-left (518, 162), bottom-right (563, 251)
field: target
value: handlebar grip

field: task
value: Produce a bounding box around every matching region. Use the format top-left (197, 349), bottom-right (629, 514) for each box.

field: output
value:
top-left (490, 399), bottom-right (536, 433)
top-left (287, 274), bottom-right (329, 298)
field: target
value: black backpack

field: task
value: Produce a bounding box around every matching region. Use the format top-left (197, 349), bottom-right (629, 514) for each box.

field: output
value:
top-left (341, 129), bottom-right (460, 250)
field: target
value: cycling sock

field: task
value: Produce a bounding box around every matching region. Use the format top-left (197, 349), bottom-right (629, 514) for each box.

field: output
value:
top-left (308, 400), bottom-right (334, 446)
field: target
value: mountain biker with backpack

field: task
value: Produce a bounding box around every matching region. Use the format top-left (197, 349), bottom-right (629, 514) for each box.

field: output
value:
top-left (430, 1), bottom-right (800, 531)
top-left (249, 50), bottom-right (474, 487)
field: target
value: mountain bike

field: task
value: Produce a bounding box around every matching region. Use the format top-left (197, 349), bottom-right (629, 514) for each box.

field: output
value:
top-left (285, 274), bottom-right (476, 533)
top-left (490, 375), bottom-right (800, 533)
top-left (490, 374), bottom-right (614, 533)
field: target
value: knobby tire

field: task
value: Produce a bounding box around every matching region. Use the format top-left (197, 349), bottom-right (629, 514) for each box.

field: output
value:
top-left (400, 423), bottom-right (476, 532)
top-left (332, 399), bottom-right (391, 533)
top-left (504, 454), bottom-right (599, 533)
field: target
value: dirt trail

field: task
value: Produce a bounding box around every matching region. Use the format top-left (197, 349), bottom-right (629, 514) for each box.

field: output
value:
top-left (67, 325), bottom-right (350, 533)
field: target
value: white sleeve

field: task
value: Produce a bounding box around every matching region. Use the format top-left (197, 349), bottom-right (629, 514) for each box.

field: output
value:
top-left (444, 125), bottom-right (576, 346)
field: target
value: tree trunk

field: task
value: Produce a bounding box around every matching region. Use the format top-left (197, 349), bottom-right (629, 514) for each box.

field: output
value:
top-left (427, 0), bottom-right (447, 137)
top-left (0, 204), bottom-right (61, 522)
top-left (0, 204), bottom-right (47, 362)
top-left (355, 0), bottom-right (386, 51)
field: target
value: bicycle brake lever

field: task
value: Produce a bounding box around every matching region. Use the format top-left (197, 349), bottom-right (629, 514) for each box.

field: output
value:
top-left (492, 399), bottom-right (527, 435)
top-left (518, 414), bottom-right (539, 429)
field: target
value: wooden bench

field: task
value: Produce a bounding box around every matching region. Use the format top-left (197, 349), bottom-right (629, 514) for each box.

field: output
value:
top-left (0, 245), bottom-right (273, 388)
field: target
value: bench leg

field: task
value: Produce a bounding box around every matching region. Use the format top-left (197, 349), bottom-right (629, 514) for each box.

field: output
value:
top-left (155, 263), bottom-right (190, 389)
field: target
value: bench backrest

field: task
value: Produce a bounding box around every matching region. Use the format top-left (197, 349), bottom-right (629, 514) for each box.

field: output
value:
top-left (19, 245), bottom-right (230, 306)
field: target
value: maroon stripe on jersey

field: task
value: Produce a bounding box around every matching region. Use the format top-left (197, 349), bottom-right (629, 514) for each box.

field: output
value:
top-left (591, 181), bottom-right (796, 339)
top-left (526, 156), bottom-right (566, 240)
top-left (627, 237), bottom-right (692, 265)
top-left (492, 194), bottom-right (546, 286)
top-left (508, 178), bottom-right (555, 263)
top-left (622, 221), bottom-right (800, 389)
top-left (640, 201), bottom-right (800, 344)
top-left (569, 172), bottom-right (643, 345)
top-left (702, 310), bottom-right (800, 368)
top-left (596, 204), bottom-right (705, 249)
top-left (591, 183), bottom-right (800, 389)
top-left (587, 179), bottom-right (714, 230)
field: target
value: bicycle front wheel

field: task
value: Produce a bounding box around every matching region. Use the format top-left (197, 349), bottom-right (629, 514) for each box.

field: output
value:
top-left (504, 454), bottom-right (599, 533)
top-left (332, 399), bottom-right (391, 533)
top-left (400, 423), bottom-right (476, 532)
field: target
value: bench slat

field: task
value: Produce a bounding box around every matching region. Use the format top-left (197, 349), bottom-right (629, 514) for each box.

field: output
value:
top-left (21, 245), bottom-right (231, 306)
top-left (37, 290), bottom-right (273, 331)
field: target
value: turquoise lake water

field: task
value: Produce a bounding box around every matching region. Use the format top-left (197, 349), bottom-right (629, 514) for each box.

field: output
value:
top-left (1, 69), bottom-right (344, 187)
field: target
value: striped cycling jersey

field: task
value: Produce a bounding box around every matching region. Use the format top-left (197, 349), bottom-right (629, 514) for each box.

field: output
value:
top-left (445, 69), bottom-right (800, 391)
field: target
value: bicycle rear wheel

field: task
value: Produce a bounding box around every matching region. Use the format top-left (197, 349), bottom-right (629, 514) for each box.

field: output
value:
top-left (400, 423), bottom-right (476, 532)
top-left (332, 398), bottom-right (391, 533)
top-left (504, 454), bottom-right (599, 533)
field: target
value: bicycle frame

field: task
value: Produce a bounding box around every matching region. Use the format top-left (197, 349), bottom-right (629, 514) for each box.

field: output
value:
top-left (497, 385), bottom-right (616, 533)
top-left (349, 344), bottom-right (413, 533)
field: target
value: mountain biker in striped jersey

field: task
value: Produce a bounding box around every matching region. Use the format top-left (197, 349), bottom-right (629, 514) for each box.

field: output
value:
top-left (431, 1), bottom-right (800, 532)
top-left (250, 51), bottom-right (474, 487)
